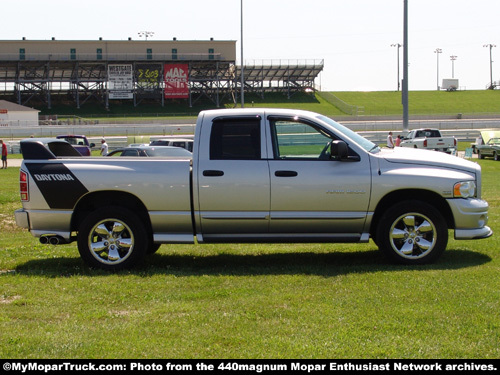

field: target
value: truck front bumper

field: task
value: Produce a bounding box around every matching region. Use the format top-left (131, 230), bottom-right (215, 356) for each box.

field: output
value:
top-left (447, 198), bottom-right (493, 240)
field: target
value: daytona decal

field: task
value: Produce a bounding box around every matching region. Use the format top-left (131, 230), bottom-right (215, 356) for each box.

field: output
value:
top-left (25, 163), bottom-right (88, 209)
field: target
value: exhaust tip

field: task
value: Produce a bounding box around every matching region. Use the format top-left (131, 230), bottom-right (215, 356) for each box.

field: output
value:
top-left (40, 235), bottom-right (66, 245)
top-left (49, 236), bottom-right (60, 245)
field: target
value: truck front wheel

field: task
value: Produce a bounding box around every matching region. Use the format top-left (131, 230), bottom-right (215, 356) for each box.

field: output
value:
top-left (376, 201), bottom-right (448, 264)
top-left (77, 206), bottom-right (149, 270)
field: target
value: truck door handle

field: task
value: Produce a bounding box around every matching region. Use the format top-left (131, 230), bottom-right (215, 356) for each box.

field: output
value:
top-left (275, 170), bottom-right (298, 177)
top-left (203, 170), bottom-right (224, 177)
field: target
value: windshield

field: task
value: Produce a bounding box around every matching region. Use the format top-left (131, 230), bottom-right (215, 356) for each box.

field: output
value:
top-left (318, 116), bottom-right (380, 153)
top-left (317, 115), bottom-right (380, 153)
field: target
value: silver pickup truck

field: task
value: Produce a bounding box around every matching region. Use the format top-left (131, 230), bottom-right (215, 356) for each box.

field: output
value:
top-left (15, 109), bottom-right (492, 270)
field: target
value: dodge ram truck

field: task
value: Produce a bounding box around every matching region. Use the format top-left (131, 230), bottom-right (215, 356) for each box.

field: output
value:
top-left (15, 109), bottom-right (492, 270)
top-left (400, 128), bottom-right (457, 153)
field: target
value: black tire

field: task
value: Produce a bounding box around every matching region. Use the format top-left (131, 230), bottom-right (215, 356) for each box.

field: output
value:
top-left (494, 152), bottom-right (499, 161)
top-left (77, 206), bottom-right (149, 270)
top-left (478, 150), bottom-right (485, 159)
top-left (376, 200), bottom-right (448, 265)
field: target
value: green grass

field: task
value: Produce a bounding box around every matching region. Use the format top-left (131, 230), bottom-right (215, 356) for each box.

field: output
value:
top-left (38, 90), bottom-right (500, 120)
top-left (0, 160), bottom-right (499, 359)
top-left (334, 90), bottom-right (500, 116)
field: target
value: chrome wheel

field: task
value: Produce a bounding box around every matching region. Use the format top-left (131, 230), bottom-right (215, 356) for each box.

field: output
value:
top-left (376, 200), bottom-right (448, 264)
top-left (78, 206), bottom-right (149, 270)
top-left (88, 218), bottom-right (134, 265)
top-left (389, 213), bottom-right (436, 260)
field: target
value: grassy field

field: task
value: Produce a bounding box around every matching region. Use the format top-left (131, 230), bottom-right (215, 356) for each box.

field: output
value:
top-left (39, 90), bottom-right (500, 120)
top-left (0, 156), bottom-right (499, 359)
top-left (333, 90), bottom-right (500, 116)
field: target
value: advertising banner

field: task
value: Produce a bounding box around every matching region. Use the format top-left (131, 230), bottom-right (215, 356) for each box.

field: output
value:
top-left (136, 65), bottom-right (161, 88)
top-left (164, 64), bottom-right (189, 99)
top-left (108, 64), bottom-right (133, 99)
top-left (136, 64), bottom-right (162, 98)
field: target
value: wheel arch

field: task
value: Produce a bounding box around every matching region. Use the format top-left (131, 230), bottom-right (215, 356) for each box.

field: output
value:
top-left (71, 191), bottom-right (152, 235)
top-left (370, 189), bottom-right (454, 236)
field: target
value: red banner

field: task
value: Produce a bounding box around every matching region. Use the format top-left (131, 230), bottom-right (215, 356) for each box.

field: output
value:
top-left (164, 64), bottom-right (189, 98)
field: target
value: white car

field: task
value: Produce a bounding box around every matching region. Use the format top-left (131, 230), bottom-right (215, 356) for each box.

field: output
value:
top-left (149, 138), bottom-right (193, 152)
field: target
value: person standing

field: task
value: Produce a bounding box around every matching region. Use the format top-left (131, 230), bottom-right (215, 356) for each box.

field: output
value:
top-left (395, 135), bottom-right (402, 147)
top-left (0, 140), bottom-right (7, 169)
top-left (387, 132), bottom-right (395, 148)
top-left (100, 138), bottom-right (108, 156)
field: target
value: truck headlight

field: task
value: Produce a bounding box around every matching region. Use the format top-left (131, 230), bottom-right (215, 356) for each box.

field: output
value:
top-left (453, 181), bottom-right (476, 198)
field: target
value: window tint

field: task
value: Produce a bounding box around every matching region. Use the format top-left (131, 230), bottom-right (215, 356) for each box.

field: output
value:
top-left (271, 119), bottom-right (332, 159)
top-left (121, 149), bottom-right (140, 156)
top-left (210, 119), bottom-right (261, 160)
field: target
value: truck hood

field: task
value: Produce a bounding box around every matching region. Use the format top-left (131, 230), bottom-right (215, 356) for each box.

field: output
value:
top-left (378, 147), bottom-right (478, 173)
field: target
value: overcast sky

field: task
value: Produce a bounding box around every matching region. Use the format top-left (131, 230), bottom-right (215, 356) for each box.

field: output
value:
top-left (1, 0), bottom-right (498, 91)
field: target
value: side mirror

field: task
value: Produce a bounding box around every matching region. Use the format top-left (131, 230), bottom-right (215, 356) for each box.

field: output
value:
top-left (330, 140), bottom-right (348, 160)
top-left (89, 143), bottom-right (96, 148)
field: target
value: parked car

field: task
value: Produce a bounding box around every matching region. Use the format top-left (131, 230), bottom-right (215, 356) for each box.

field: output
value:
top-left (56, 135), bottom-right (95, 156)
top-left (107, 146), bottom-right (192, 157)
top-left (149, 138), bottom-right (193, 152)
top-left (477, 137), bottom-right (500, 161)
top-left (400, 128), bottom-right (456, 153)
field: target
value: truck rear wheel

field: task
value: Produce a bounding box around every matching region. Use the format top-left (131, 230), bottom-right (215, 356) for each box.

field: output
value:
top-left (77, 206), bottom-right (149, 270)
top-left (376, 201), bottom-right (448, 264)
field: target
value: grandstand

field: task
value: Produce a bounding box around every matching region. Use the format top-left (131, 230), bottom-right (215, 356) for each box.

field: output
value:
top-left (0, 39), bottom-right (323, 109)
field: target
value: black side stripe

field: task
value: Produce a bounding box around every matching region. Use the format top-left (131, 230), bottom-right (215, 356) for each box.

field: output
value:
top-left (25, 163), bottom-right (89, 209)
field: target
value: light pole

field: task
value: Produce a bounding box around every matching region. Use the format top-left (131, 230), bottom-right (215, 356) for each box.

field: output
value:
top-left (240, 0), bottom-right (245, 108)
top-left (484, 44), bottom-right (496, 89)
top-left (450, 55), bottom-right (457, 78)
top-left (138, 31), bottom-right (154, 41)
top-left (402, 0), bottom-right (409, 132)
top-left (434, 48), bottom-right (442, 90)
top-left (391, 43), bottom-right (402, 91)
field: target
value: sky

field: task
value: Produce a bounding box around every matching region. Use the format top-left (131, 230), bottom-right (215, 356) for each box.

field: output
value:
top-left (1, 0), bottom-right (498, 91)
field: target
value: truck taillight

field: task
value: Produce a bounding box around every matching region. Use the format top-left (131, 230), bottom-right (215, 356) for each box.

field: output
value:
top-left (20, 170), bottom-right (29, 201)
top-left (423, 139), bottom-right (428, 147)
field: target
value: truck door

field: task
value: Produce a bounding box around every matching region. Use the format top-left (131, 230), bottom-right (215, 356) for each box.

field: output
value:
top-left (267, 116), bottom-right (371, 239)
top-left (195, 116), bottom-right (270, 237)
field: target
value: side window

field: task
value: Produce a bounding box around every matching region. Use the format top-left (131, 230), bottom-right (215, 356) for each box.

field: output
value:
top-left (121, 150), bottom-right (139, 156)
top-left (271, 118), bottom-right (333, 159)
top-left (210, 119), bottom-right (261, 160)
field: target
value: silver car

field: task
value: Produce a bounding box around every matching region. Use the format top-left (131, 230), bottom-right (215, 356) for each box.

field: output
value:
top-left (107, 146), bottom-right (192, 157)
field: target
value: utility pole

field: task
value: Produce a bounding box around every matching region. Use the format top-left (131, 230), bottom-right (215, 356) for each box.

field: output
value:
top-left (240, 0), bottom-right (245, 108)
top-left (391, 43), bottom-right (402, 91)
top-left (434, 48), bottom-right (442, 90)
top-left (402, 0), bottom-right (409, 132)
top-left (484, 44), bottom-right (496, 89)
top-left (450, 55), bottom-right (457, 78)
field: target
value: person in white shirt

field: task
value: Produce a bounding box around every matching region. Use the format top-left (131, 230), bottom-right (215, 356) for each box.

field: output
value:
top-left (387, 132), bottom-right (395, 148)
top-left (100, 139), bottom-right (109, 156)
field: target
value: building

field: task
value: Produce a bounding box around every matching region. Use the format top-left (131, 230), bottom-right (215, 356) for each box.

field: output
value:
top-left (0, 100), bottom-right (40, 126)
top-left (0, 39), bottom-right (323, 109)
